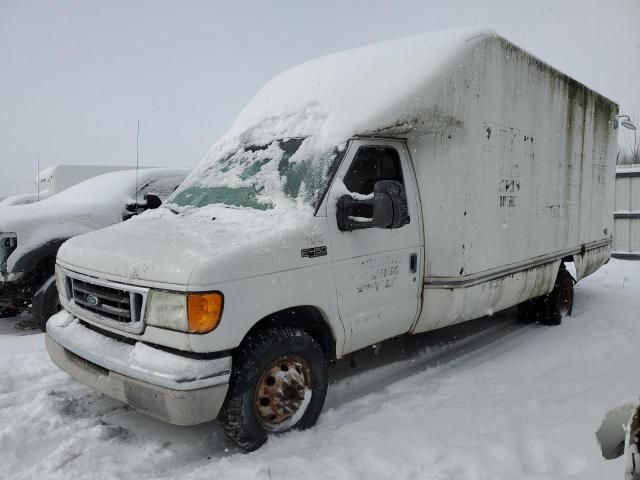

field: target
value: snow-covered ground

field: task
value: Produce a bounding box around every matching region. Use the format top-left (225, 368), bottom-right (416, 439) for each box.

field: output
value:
top-left (1, 259), bottom-right (639, 479)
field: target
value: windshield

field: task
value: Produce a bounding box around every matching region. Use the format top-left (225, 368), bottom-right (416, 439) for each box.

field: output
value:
top-left (167, 138), bottom-right (342, 212)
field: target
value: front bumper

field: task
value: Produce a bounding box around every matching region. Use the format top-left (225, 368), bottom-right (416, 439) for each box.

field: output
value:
top-left (46, 311), bottom-right (231, 426)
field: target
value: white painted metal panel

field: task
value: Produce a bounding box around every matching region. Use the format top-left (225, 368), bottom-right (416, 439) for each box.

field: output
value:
top-left (614, 218), bottom-right (630, 252)
top-left (632, 220), bottom-right (640, 253)
top-left (615, 177), bottom-right (631, 211)
top-left (632, 176), bottom-right (640, 211)
top-left (613, 167), bottom-right (640, 257)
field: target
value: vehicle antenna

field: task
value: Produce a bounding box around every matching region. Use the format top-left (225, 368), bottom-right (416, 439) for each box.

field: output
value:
top-left (36, 153), bottom-right (40, 201)
top-left (136, 120), bottom-right (140, 206)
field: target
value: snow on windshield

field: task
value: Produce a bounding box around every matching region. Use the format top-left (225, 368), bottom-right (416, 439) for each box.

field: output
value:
top-left (168, 137), bottom-right (343, 212)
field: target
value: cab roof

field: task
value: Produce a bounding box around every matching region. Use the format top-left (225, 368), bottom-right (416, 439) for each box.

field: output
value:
top-left (225, 27), bottom-right (496, 146)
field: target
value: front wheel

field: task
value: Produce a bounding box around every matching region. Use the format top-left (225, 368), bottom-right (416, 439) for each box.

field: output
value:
top-left (32, 276), bottom-right (61, 332)
top-left (220, 327), bottom-right (328, 452)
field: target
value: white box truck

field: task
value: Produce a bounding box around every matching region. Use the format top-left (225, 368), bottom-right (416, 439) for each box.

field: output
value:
top-left (45, 28), bottom-right (618, 451)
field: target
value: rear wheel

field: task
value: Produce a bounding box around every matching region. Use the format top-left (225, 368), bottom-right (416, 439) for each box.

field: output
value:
top-left (220, 327), bottom-right (328, 452)
top-left (32, 276), bottom-right (61, 332)
top-left (539, 268), bottom-right (574, 326)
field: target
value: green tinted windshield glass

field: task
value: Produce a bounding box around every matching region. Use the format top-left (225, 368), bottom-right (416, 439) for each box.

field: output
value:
top-left (168, 138), bottom-right (341, 211)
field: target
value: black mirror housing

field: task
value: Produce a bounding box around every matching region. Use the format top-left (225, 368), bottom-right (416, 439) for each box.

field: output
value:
top-left (144, 193), bottom-right (162, 210)
top-left (123, 193), bottom-right (163, 221)
top-left (373, 180), bottom-right (409, 228)
top-left (337, 180), bottom-right (409, 232)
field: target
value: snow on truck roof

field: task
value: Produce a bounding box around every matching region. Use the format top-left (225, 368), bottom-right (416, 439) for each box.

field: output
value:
top-left (223, 27), bottom-right (495, 147)
top-left (171, 28), bottom-right (497, 214)
top-left (176, 27), bottom-right (614, 215)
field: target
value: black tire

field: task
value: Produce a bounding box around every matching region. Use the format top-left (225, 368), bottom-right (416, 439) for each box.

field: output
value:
top-left (539, 268), bottom-right (574, 326)
top-left (32, 276), bottom-right (61, 332)
top-left (517, 297), bottom-right (544, 323)
top-left (220, 327), bottom-right (328, 452)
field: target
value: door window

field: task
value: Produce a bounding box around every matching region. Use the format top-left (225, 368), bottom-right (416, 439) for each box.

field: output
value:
top-left (342, 146), bottom-right (407, 224)
top-left (343, 146), bottom-right (404, 195)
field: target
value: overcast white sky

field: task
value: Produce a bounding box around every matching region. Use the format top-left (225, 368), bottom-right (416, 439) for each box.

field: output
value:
top-left (1, 0), bottom-right (639, 197)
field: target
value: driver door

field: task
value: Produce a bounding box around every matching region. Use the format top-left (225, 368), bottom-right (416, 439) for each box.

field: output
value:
top-left (327, 139), bottom-right (423, 353)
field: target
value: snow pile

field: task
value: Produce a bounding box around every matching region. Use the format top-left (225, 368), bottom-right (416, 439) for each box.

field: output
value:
top-left (0, 192), bottom-right (48, 207)
top-left (226, 27), bottom-right (493, 144)
top-left (1, 259), bottom-right (639, 479)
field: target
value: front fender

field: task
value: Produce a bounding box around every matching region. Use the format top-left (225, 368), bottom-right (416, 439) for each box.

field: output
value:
top-left (10, 238), bottom-right (69, 275)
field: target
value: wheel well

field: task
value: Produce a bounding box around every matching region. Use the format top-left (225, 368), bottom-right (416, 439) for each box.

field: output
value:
top-left (29, 255), bottom-right (57, 290)
top-left (241, 306), bottom-right (337, 361)
top-left (11, 237), bottom-right (66, 286)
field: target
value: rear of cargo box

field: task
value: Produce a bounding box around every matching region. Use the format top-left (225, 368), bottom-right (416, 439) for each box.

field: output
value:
top-left (408, 35), bottom-right (617, 332)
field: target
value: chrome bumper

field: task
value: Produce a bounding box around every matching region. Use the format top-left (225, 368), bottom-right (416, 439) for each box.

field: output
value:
top-left (46, 311), bottom-right (231, 426)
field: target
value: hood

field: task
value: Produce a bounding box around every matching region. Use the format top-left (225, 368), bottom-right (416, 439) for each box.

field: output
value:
top-left (57, 205), bottom-right (329, 289)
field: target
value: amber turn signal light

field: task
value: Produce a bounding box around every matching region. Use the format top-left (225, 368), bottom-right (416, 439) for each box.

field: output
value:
top-left (186, 292), bottom-right (223, 333)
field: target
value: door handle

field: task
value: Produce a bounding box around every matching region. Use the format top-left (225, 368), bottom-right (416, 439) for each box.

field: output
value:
top-left (409, 253), bottom-right (417, 273)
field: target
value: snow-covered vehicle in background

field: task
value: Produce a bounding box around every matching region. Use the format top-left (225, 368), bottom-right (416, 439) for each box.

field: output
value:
top-left (46, 28), bottom-right (618, 451)
top-left (0, 168), bottom-right (188, 328)
top-left (0, 192), bottom-right (45, 207)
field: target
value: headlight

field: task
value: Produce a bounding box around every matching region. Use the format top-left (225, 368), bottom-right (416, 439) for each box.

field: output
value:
top-left (55, 266), bottom-right (68, 300)
top-left (145, 290), bottom-right (223, 334)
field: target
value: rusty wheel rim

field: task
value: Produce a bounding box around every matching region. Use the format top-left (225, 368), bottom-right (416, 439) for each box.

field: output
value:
top-left (254, 355), bottom-right (312, 432)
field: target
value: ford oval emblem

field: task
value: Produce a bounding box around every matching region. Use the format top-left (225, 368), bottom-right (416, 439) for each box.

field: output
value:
top-left (86, 295), bottom-right (99, 306)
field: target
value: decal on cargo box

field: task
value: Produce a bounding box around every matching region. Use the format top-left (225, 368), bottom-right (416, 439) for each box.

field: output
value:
top-left (499, 165), bottom-right (521, 208)
top-left (301, 246), bottom-right (327, 258)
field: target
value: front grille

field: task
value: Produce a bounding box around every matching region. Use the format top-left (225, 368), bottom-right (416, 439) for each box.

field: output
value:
top-left (71, 278), bottom-right (144, 325)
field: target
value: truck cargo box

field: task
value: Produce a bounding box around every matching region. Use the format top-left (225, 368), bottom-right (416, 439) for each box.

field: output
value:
top-left (404, 34), bottom-right (618, 329)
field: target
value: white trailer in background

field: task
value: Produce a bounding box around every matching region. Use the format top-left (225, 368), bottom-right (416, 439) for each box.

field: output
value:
top-left (36, 165), bottom-right (136, 198)
top-left (0, 165), bottom-right (136, 206)
top-left (46, 28), bottom-right (619, 451)
top-left (613, 165), bottom-right (640, 259)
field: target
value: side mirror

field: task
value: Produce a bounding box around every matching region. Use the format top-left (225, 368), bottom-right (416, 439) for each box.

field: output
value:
top-left (337, 180), bottom-right (409, 232)
top-left (144, 193), bottom-right (162, 209)
top-left (123, 193), bottom-right (163, 220)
